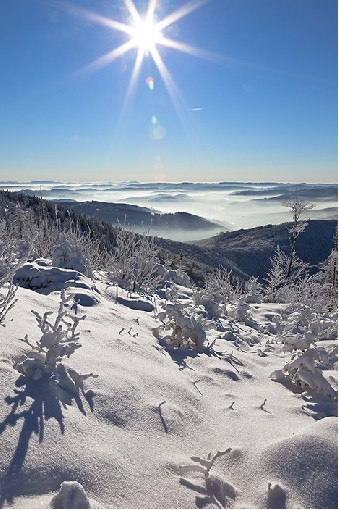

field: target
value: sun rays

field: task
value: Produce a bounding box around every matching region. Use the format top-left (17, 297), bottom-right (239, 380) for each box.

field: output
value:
top-left (62, 0), bottom-right (214, 133)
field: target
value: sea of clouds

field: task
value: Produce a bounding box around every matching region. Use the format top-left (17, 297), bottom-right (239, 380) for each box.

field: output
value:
top-left (1, 181), bottom-right (337, 230)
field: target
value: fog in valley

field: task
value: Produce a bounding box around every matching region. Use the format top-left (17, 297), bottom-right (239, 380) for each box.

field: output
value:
top-left (1, 181), bottom-right (337, 241)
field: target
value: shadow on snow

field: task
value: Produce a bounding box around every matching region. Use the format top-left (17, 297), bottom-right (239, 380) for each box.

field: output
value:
top-left (0, 374), bottom-right (94, 507)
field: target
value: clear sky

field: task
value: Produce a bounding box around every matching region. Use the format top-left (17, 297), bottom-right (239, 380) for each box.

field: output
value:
top-left (0, 0), bottom-right (337, 183)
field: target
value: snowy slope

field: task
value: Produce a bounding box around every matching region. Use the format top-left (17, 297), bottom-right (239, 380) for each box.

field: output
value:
top-left (0, 266), bottom-right (337, 509)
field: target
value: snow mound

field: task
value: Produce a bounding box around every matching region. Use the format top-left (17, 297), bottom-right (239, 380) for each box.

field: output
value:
top-left (50, 481), bottom-right (91, 509)
top-left (13, 260), bottom-right (83, 292)
top-left (261, 417), bottom-right (338, 508)
top-left (116, 295), bottom-right (154, 312)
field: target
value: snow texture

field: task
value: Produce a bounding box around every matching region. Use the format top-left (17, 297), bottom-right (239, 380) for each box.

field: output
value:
top-left (0, 262), bottom-right (337, 509)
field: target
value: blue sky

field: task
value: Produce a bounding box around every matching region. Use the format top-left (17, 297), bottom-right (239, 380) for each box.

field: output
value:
top-left (0, 0), bottom-right (337, 183)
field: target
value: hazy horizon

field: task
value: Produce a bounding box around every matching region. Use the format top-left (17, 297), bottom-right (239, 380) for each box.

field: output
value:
top-left (1, 180), bottom-right (337, 233)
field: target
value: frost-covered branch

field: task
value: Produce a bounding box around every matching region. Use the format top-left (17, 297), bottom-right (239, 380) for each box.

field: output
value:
top-left (14, 290), bottom-right (97, 393)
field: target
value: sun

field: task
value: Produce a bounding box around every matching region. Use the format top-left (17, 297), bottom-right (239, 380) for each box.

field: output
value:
top-left (65, 0), bottom-right (215, 130)
top-left (131, 17), bottom-right (163, 55)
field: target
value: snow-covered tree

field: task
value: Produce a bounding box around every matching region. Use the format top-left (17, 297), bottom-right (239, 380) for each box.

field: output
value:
top-left (318, 227), bottom-right (338, 309)
top-left (282, 191), bottom-right (313, 280)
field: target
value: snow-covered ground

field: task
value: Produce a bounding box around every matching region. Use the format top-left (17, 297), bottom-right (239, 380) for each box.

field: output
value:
top-left (0, 262), bottom-right (337, 509)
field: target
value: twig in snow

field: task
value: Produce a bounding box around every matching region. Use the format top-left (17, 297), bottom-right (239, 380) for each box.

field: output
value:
top-left (179, 360), bottom-right (194, 371)
top-left (191, 448), bottom-right (232, 477)
top-left (228, 401), bottom-right (235, 410)
top-left (118, 328), bottom-right (125, 335)
top-left (157, 400), bottom-right (168, 433)
top-left (224, 355), bottom-right (240, 374)
top-left (193, 379), bottom-right (203, 395)
top-left (259, 398), bottom-right (268, 411)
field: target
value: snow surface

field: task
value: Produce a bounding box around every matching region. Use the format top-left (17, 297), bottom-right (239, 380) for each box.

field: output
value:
top-left (0, 268), bottom-right (337, 509)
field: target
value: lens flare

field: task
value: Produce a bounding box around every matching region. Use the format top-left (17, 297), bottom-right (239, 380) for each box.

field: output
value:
top-left (146, 76), bottom-right (154, 90)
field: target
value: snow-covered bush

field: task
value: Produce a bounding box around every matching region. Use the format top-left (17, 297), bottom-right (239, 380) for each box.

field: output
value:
top-left (52, 234), bottom-right (93, 278)
top-left (243, 276), bottom-right (263, 303)
top-left (0, 218), bottom-right (32, 325)
top-left (271, 306), bottom-right (337, 400)
top-left (156, 302), bottom-right (206, 349)
top-left (60, 222), bottom-right (110, 278)
top-left (317, 232), bottom-right (338, 311)
top-left (193, 267), bottom-right (241, 316)
top-left (272, 333), bottom-right (337, 400)
top-left (0, 283), bottom-right (17, 326)
top-left (14, 291), bottom-right (97, 392)
top-left (109, 227), bottom-right (162, 293)
top-left (228, 301), bottom-right (252, 323)
top-left (166, 267), bottom-right (192, 287)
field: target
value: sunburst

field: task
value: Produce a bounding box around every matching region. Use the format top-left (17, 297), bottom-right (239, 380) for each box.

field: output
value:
top-left (60, 0), bottom-right (216, 135)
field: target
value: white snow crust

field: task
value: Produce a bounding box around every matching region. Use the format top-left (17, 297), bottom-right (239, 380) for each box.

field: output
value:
top-left (0, 270), bottom-right (337, 509)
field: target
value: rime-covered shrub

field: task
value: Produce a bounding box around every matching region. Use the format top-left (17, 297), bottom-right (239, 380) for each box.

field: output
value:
top-left (0, 284), bottom-right (17, 326)
top-left (243, 276), bottom-right (263, 303)
top-left (52, 234), bottom-right (92, 277)
top-left (166, 267), bottom-right (192, 287)
top-left (193, 266), bottom-right (242, 317)
top-left (228, 300), bottom-right (252, 323)
top-left (14, 291), bottom-right (97, 392)
top-left (0, 218), bottom-right (32, 325)
top-left (264, 246), bottom-right (309, 303)
top-left (271, 333), bottom-right (337, 400)
top-left (271, 306), bottom-right (337, 400)
top-left (109, 227), bottom-right (162, 293)
top-left (156, 302), bottom-right (206, 349)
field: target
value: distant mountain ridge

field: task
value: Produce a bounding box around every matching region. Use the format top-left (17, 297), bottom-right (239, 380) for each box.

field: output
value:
top-left (52, 200), bottom-right (228, 241)
top-left (0, 190), bottom-right (336, 284)
top-left (156, 220), bottom-right (337, 281)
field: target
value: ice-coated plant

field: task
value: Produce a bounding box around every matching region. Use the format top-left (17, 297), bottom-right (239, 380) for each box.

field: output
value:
top-left (52, 233), bottom-right (93, 277)
top-left (193, 266), bottom-right (241, 317)
top-left (156, 301), bottom-right (206, 349)
top-left (243, 276), bottom-right (263, 303)
top-left (14, 290), bottom-right (97, 391)
top-left (282, 191), bottom-right (313, 280)
top-left (109, 226), bottom-right (162, 293)
top-left (275, 333), bottom-right (337, 400)
top-left (0, 283), bottom-right (17, 327)
top-left (51, 481), bottom-right (91, 509)
top-left (0, 218), bottom-right (33, 325)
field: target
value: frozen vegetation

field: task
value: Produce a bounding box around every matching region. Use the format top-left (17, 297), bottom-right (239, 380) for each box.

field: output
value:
top-left (0, 190), bottom-right (337, 509)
